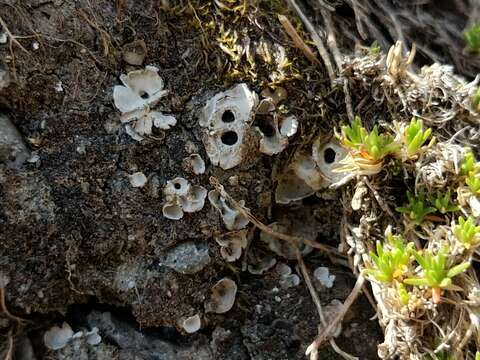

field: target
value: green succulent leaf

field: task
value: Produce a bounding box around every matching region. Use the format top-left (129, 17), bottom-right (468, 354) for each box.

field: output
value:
top-left (466, 174), bottom-right (480, 194)
top-left (460, 152), bottom-right (479, 176)
top-left (454, 216), bottom-right (480, 249)
top-left (341, 116), bottom-right (365, 149)
top-left (340, 117), bottom-right (399, 161)
top-left (446, 262), bottom-right (471, 278)
top-left (464, 24), bottom-right (480, 53)
top-left (406, 248), bottom-right (471, 290)
top-left (404, 117), bottom-right (432, 157)
top-left (429, 190), bottom-right (459, 214)
top-left (473, 88), bottom-right (480, 113)
top-left (397, 283), bottom-right (410, 306)
top-left (363, 234), bottom-right (412, 283)
top-left (396, 191), bottom-right (437, 225)
top-left (404, 277), bottom-right (429, 286)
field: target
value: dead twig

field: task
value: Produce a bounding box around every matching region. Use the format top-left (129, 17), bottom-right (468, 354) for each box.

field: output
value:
top-left (4, 330), bottom-right (13, 360)
top-left (0, 15), bottom-right (29, 54)
top-left (363, 177), bottom-right (396, 220)
top-left (0, 287), bottom-right (28, 325)
top-left (296, 250), bottom-right (327, 325)
top-left (277, 14), bottom-right (321, 65)
top-left (286, 0), bottom-right (336, 84)
top-left (297, 250), bottom-right (358, 360)
top-left (306, 274), bottom-right (365, 356)
top-left (317, 6), bottom-right (354, 120)
top-left (210, 177), bottom-right (344, 258)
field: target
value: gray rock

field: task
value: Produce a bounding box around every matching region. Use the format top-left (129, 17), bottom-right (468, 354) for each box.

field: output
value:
top-left (160, 242), bottom-right (211, 274)
top-left (0, 115), bottom-right (30, 168)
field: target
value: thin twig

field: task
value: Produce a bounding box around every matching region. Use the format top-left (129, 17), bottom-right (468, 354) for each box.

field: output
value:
top-left (4, 330), bottom-right (13, 360)
top-left (362, 284), bottom-right (378, 312)
top-left (297, 250), bottom-right (358, 360)
top-left (0, 287), bottom-right (28, 325)
top-left (278, 14), bottom-right (321, 65)
top-left (210, 177), bottom-right (344, 257)
top-left (318, 7), bottom-right (354, 121)
top-left (308, 274), bottom-right (365, 350)
top-left (296, 250), bottom-right (326, 325)
top-left (319, 7), bottom-right (342, 71)
top-left (363, 177), bottom-right (396, 219)
top-left (286, 0), bottom-right (336, 84)
top-left (0, 15), bottom-right (29, 54)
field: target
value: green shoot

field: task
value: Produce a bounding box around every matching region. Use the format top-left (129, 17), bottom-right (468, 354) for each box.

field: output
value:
top-left (473, 88), bottom-right (480, 113)
top-left (396, 191), bottom-right (437, 225)
top-left (423, 351), bottom-right (455, 360)
top-left (340, 117), bottom-right (399, 161)
top-left (397, 283), bottom-right (410, 306)
top-left (404, 247), bottom-right (470, 303)
top-left (429, 190), bottom-right (459, 214)
top-left (341, 116), bottom-right (365, 149)
top-left (363, 233), bottom-right (413, 283)
top-left (466, 173), bottom-right (480, 194)
top-left (369, 41), bottom-right (381, 56)
top-left (454, 216), bottom-right (480, 249)
top-left (476, 352), bottom-right (480, 360)
top-left (460, 152), bottom-right (479, 176)
top-left (464, 24), bottom-right (480, 53)
top-left (404, 117), bottom-right (432, 157)
top-left (363, 126), bottom-right (399, 161)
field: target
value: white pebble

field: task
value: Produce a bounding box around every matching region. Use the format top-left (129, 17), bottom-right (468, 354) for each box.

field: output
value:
top-left (128, 172), bottom-right (147, 188)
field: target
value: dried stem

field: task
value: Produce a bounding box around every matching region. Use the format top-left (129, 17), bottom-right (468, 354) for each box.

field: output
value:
top-left (286, 0), bottom-right (336, 83)
top-left (297, 250), bottom-right (358, 360)
top-left (278, 14), bottom-right (321, 65)
top-left (308, 274), bottom-right (365, 350)
top-left (0, 15), bottom-right (29, 54)
top-left (0, 287), bottom-right (28, 325)
top-left (210, 177), bottom-right (344, 258)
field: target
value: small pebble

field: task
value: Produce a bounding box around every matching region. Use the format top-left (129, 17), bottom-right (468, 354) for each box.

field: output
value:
top-left (128, 172), bottom-right (147, 188)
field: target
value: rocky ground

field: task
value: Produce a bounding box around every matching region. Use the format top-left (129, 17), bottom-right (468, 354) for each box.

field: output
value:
top-left (0, 0), bottom-right (478, 359)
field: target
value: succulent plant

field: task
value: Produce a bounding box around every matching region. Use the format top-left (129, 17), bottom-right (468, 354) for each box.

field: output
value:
top-left (340, 116), bottom-right (399, 161)
top-left (396, 191), bottom-right (437, 225)
top-left (429, 190), bottom-right (459, 214)
top-left (363, 233), bottom-right (413, 283)
top-left (460, 152), bottom-right (479, 176)
top-left (404, 247), bottom-right (471, 303)
top-left (464, 24), bottom-right (480, 53)
top-left (466, 173), bottom-right (480, 194)
top-left (403, 117), bottom-right (432, 157)
top-left (454, 216), bottom-right (480, 249)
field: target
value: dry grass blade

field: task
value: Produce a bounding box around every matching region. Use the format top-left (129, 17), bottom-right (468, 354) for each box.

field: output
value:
top-left (285, 0), bottom-right (336, 83)
top-left (278, 14), bottom-right (321, 65)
